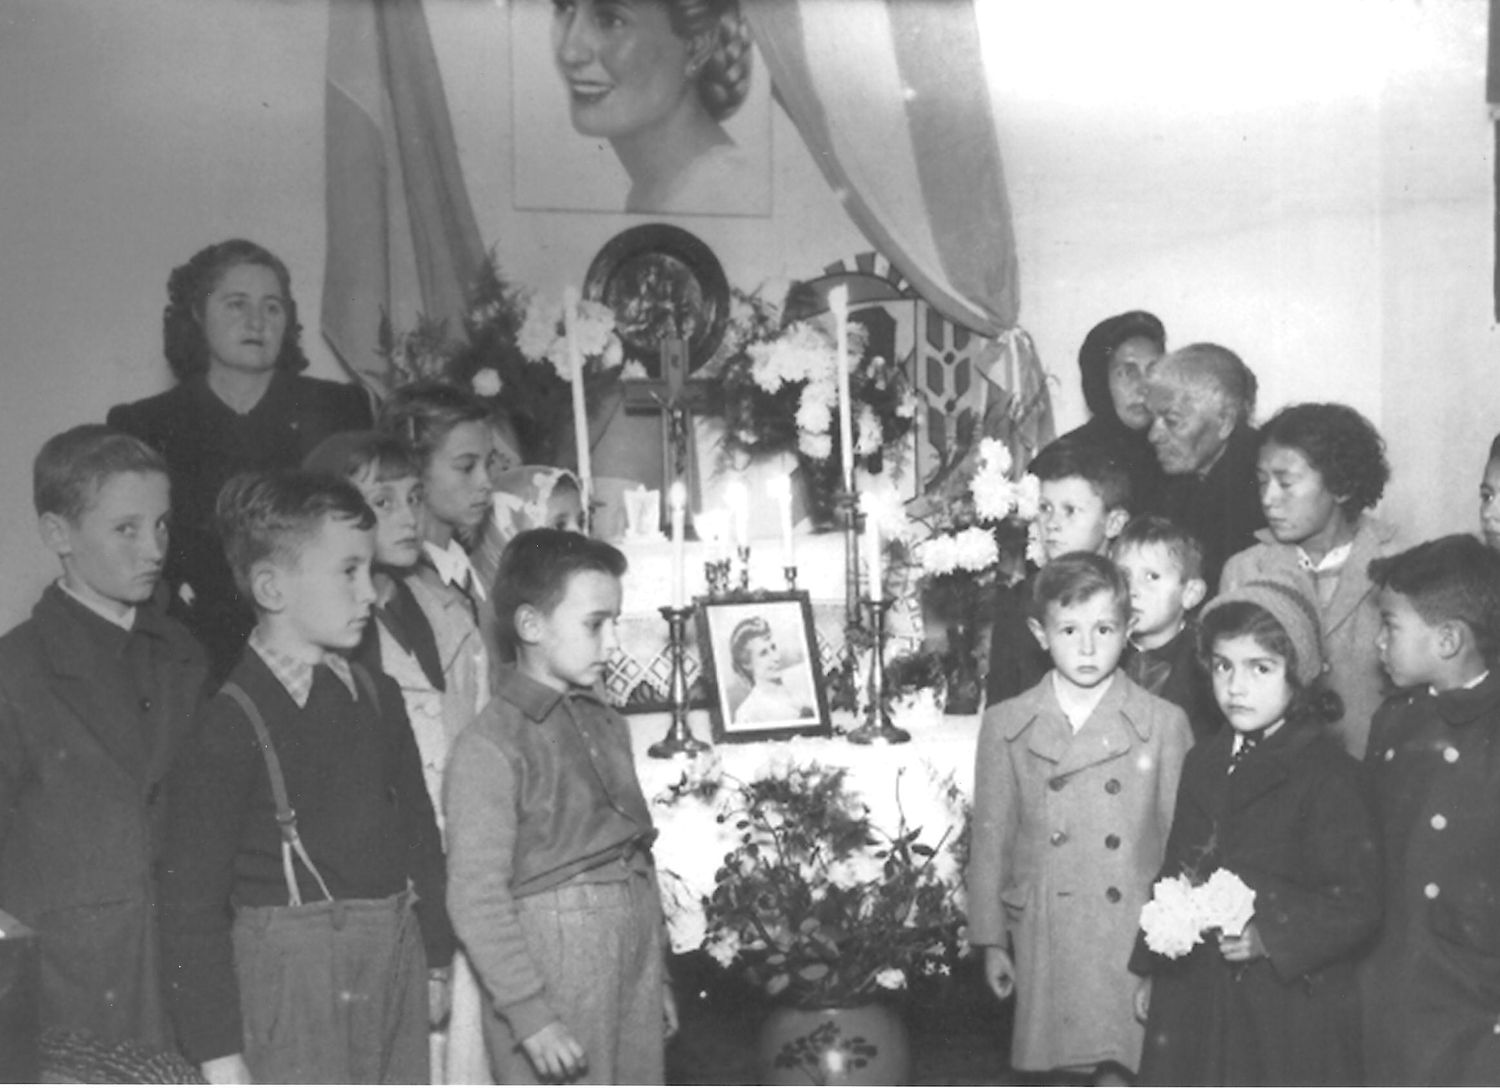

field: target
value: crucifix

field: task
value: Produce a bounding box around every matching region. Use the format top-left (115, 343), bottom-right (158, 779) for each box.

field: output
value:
top-left (621, 336), bottom-right (713, 531)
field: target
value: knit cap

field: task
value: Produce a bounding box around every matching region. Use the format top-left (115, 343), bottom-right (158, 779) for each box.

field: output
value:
top-left (1202, 579), bottom-right (1325, 685)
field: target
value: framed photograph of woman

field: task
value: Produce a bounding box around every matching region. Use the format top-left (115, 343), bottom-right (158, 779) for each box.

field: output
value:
top-left (510, 0), bottom-right (772, 217)
top-left (697, 592), bottom-right (830, 742)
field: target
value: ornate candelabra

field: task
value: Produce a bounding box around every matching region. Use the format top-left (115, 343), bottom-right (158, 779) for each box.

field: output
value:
top-left (648, 605), bottom-right (710, 759)
top-left (846, 596), bottom-right (911, 746)
top-left (783, 565), bottom-right (799, 592)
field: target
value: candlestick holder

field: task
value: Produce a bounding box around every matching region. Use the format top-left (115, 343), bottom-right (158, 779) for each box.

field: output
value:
top-left (783, 564), bottom-right (798, 592)
top-left (836, 490), bottom-right (864, 629)
top-left (846, 596), bottom-right (911, 746)
top-left (704, 557), bottom-right (732, 599)
top-left (735, 545), bottom-right (751, 593)
top-left (648, 605), bottom-right (711, 760)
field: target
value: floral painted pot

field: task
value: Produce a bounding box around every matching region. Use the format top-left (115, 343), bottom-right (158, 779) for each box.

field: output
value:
top-left (756, 1003), bottom-right (911, 1086)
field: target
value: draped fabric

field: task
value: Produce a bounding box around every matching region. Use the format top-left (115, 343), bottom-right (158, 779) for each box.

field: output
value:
top-left (1489, 0), bottom-right (1500, 320)
top-left (743, 0), bottom-right (1019, 338)
top-left (321, 0), bottom-right (484, 390)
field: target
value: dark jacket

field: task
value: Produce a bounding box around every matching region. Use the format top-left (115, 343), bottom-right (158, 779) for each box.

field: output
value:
top-left (1122, 622), bottom-right (1220, 742)
top-left (1362, 675), bottom-right (1500, 1085)
top-left (1132, 719), bottom-right (1381, 1086)
top-left (1147, 424), bottom-right (1265, 592)
top-left (0, 586), bottom-right (206, 1048)
top-left (107, 372), bottom-right (372, 678)
top-left (984, 572), bottom-right (1048, 709)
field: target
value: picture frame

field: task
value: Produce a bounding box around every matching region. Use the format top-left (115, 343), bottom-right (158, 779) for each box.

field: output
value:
top-left (696, 591), bottom-right (831, 743)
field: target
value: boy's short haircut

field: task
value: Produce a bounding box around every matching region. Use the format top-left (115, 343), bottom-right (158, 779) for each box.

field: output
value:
top-left (493, 528), bottom-right (627, 652)
top-left (303, 430), bottom-right (420, 484)
top-left (1369, 534), bottom-right (1500, 665)
top-left (1111, 515), bottom-right (1205, 583)
top-left (1030, 552), bottom-right (1130, 623)
top-left (1029, 438), bottom-right (1133, 514)
top-left (216, 470), bottom-right (375, 598)
top-left (34, 424), bottom-right (167, 520)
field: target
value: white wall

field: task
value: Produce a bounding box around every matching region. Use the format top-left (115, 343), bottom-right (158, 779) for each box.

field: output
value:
top-left (0, 0), bottom-right (1493, 631)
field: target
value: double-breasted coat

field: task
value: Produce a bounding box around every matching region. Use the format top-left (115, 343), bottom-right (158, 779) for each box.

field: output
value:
top-left (968, 673), bottom-right (1193, 1073)
top-left (1220, 514), bottom-right (1400, 759)
top-left (0, 587), bottom-right (206, 1047)
top-left (1362, 674), bottom-right (1500, 1085)
top-left (1132, 719), bottom-right (1381, 1086)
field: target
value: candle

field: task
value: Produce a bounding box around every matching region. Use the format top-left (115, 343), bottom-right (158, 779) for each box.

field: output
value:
top-left (725, 479), bottom-right (749, 548)
top-left (830, 284), bottom-right (854, 493)
top-left (863, 495), bottom-right (882, 599)
top-left (767, 474), bottom-right (794, 567)
top-left (669, 481), bottom-right (686, 610)
top-left (563, 286), bottom-right (593, 520)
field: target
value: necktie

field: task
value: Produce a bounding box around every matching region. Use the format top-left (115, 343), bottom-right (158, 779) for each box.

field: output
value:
top-left (1229, 730), bottom-right (1264, 773)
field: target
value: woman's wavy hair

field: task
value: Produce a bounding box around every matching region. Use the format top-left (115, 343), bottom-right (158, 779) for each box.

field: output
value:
top-left (729, 615), bottom-right (773, 684)
top-left (1259, 402), bottom-right (1389, 518)
top-left (162, 239), bottom-right (310, 382)
top-left (666, 0), bottom-right (753, 122)
top-left (376, 380), bottom-right (492, 474)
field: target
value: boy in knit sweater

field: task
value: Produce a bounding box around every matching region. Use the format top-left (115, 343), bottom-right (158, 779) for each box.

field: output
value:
top-left (158, 470), bottom-right (452, 1083)
top-left (445, 528), bottom-right (675, 1084)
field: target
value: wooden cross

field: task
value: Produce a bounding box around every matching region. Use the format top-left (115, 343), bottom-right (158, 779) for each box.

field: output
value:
top-left (622, 337), bottom-right (713, 519)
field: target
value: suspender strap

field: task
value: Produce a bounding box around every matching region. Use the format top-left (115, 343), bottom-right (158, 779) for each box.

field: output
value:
top-left (221, 682), bottom-right (334, 908)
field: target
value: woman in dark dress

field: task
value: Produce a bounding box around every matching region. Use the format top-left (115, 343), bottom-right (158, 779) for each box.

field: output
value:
top-left (1054, 309), bottom-right (1167, 513)
top-left (108, 239), bottom-right (372, 678)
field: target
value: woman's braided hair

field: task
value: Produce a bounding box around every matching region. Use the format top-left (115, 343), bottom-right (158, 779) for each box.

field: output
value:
top-left (665, 0), bottom-right (753, 122)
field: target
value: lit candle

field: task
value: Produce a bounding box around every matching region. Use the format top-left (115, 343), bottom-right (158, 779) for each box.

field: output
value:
top-left (830, 284), bottom-right (854, 493)
top-left (767, 474), bottom-right (794, 567)
top-left (863, 495), bottom-right (882, 599)
top-left (725, 480), bottom-right (749, 549)
top-left (669, 481), bottom-right (686, 610)
top-left (563, 287), bottom-right (593, 520)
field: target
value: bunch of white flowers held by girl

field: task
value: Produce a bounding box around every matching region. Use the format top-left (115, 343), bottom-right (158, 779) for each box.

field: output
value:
top-left (1139, 868), bottom-right (1257, 959)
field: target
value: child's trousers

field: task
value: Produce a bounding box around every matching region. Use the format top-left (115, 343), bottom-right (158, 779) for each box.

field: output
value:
top-left (483, 869), bottom-right (665, 1085)
top-left (231, 889), bottom-right (428, 1084)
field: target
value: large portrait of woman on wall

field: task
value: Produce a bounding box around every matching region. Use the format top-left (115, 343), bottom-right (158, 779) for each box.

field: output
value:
top-left (511, 0), bottom-right (772, 217)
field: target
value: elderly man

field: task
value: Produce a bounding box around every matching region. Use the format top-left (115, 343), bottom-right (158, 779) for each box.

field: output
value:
top-left (1144, 343), bottom-right (1265, 590)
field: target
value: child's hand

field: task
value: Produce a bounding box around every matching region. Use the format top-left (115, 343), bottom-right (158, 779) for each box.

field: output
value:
top-left (983, 946), bottom-right (1016, 1000)
top-left (200, 1053), bottom-right (253, 1084)
top-left (428, 968), bottom-right (452, 1028)
top-left (1218, 921), bottom-right (1267, 963)
top-left (663, 982), bottom-right (680, 1039)
top-left (1133, 978), bottom-right (1151, 1023)
top-left (521, 1020), bottom-right (588, 1082)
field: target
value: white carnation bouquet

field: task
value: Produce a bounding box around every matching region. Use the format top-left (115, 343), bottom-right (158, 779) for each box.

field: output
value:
top-left (1139, 868), bottom-right (1257, 959)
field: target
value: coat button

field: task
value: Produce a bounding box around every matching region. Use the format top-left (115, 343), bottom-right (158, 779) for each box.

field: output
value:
top-left (1106, 886), bottom-right (1122, 903)
top-left (1105, 779), bottom-right (1121, 795)
top-left (1048, 776), bottom-right (1067, 791)
top-left (1105, 834), bottom-right (1121, 850)
top-left (1050, 831), bottom-right (1067, 846)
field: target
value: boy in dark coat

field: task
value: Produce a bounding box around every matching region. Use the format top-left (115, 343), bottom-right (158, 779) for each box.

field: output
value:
top-left (1133, 580), bottom-right (1381, 1086)
top-left (0, 426), bottom-right (207, 1049)
top-left (1363, 535), bottom-right (1500, 1085)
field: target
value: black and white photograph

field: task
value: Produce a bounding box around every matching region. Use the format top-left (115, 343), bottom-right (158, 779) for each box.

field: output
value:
top-left (696, 592), bottom-right (829, 742)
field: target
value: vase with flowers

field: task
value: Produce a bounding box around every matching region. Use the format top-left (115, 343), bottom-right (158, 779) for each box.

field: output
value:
top-left (654, 753), bottom-right (967, 1085)
top-left (703, 282), bottom-right (918, 526)
top-left (907, 438), bottom-right (1040, 713)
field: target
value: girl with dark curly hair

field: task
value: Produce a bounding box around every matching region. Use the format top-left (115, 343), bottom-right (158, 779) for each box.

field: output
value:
top-left (1219, 401), bottom-right (1401, 757)
top-left (551, 0), bottom-right (756, 213)
top-left (107, 239), bottom-right (372, 678)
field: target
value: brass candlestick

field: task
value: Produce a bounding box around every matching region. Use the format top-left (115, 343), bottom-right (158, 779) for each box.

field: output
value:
top-left (648, 605), bottom-right (710, 759)
top-left (846, 596), bottom-right (911, 746)
top-left (836, 490), bottom-right (864, 629)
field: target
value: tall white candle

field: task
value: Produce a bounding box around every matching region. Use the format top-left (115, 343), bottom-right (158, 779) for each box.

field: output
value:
top-left (725, 479), bottom-right (749, 549)
top-left (562, 287), bottom-right (592, 520)
top-left (669, 481), bottom-right (686, 610)
top-left (829, 284), bottom-right (854, 493)
top-left (863, 495), bottom-right (882, 599)
top-left (768, 474), bottom-right (794, 567)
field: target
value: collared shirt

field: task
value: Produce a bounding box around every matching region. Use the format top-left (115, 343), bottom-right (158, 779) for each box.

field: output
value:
top-left (1430, 670), bottom-right (1490, 697)
top-left (423, 539), bottom-right (487, 601)
top-left (248, 628), bottom-right (356, 708)
top-left (1297, 541), bottom-right (1354, 574)
top-left (1052, 670), bottom-right (1113, 734)
top-left (1231, 718), bottom-right (1284, 757)
top-left (56, 578), bottom-right (136, 631)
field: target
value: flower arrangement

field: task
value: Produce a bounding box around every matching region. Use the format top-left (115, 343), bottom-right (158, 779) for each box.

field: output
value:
top-left (903, 438), bottom-right (1040, 712)
top-left (1139, 868), bottom-right (1257, 958)
top-left (374, 253), bottom-right (625, 465)
top-left (704, 282), bottom-right (918, 521)
top-left (654, 753), bottom-right (967, 1009)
